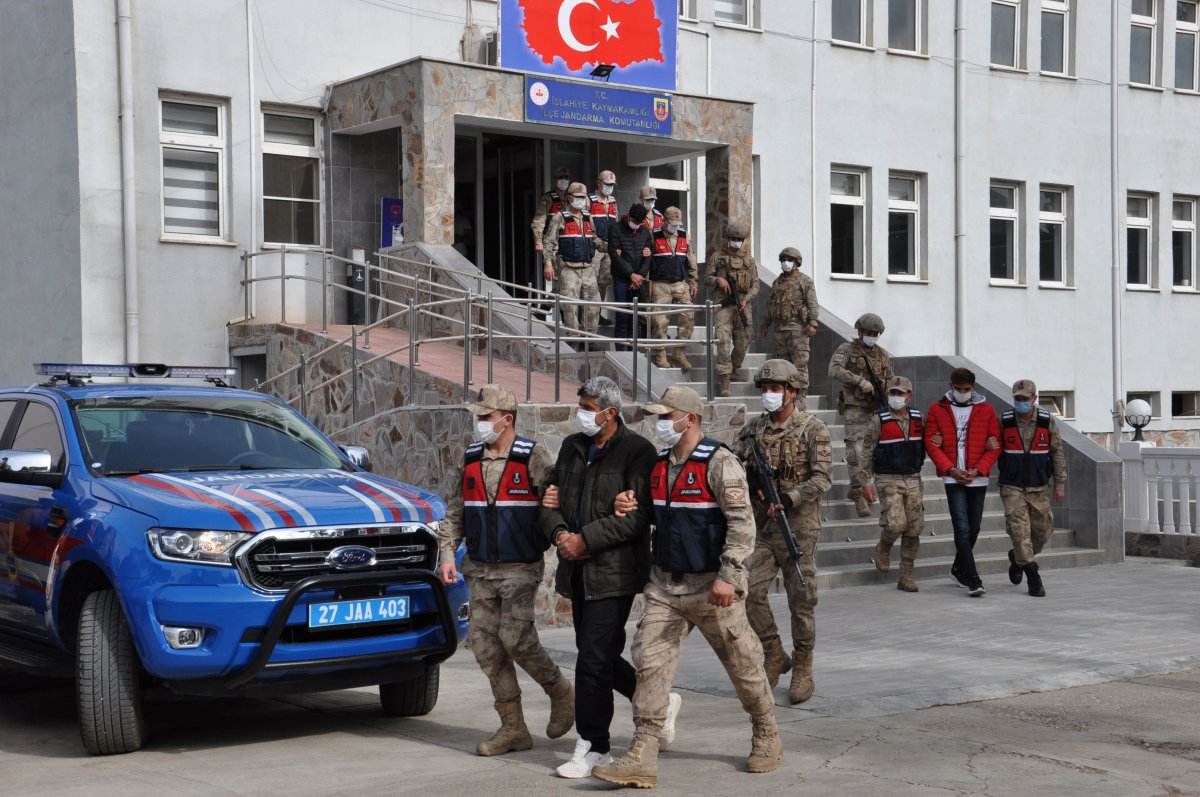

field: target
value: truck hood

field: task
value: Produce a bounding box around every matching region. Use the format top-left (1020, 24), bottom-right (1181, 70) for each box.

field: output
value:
top-left (97, 469), bottom-right (445, 531)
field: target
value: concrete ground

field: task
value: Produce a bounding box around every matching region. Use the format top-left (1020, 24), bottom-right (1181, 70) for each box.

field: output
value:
top-left (2, 562), bottom-right (1199, 796)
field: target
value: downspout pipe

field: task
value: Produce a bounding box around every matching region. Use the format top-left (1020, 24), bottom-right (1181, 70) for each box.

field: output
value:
top-left (1110, 0), bottom-right (1124, 448)
top-left (953, 0), bottom-right (965, 357)
top-left (117, 0), bottom-right (139, 363)
top-left (810, 0), bottom-right (817, 272)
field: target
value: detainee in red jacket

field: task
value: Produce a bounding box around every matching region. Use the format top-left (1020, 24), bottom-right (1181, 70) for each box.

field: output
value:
top-left (923, 367), bottom-right (1001, 596)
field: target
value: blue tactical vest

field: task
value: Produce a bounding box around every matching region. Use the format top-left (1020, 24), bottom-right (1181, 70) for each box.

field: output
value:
top-left (462, 436), bottom-right (545, 564)
top-left (649, 227), bottom-right (690, 282)
top-left (650, 438), bottom-right (727, 577)
top-left (998, 409), bottom-right (1053, 487)
top-left (555, 210), bottom-right (596, 264)
top-left (873, 408), bottom-right (926, 476)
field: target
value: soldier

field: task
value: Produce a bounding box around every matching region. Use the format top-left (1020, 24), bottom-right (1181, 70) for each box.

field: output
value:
top-left (543, 182), bottom-right (604, 335)
top-left (734, 360), bottom-right (833, 703)
top-left (762, 246), bottom-right (819, 400)
top-left (436, 385), bottom-right (574, 757)
top-left (638, 185), bottom-right (665, 233)
top-left (706, 220), bottom-right (760, 397)
top-left (590, 170), bottom-right (620, 319)
top-left (598, 386), bottom-right (782, 788)
top-left (863, 376), bottom-right (926, 593)
top-left (828, 313), bottom-right (894, 517)
top-left (998, 379), bottom-right (1067, 598)
top-left (531, 165), bottom-right (571, 262)
top-left (648, 207), bottom-right (698, 371)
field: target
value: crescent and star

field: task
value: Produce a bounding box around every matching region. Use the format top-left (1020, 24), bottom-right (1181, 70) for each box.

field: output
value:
top-left (557, 0), bottom-right (621, 53)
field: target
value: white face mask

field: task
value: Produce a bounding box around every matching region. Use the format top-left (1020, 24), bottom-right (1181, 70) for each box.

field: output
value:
top-left (666, 223), bottom-right (680, 234)
top-left (643, 199), bottom-right (655, 210)
top-left (654, 416), bottom-right (685, 446)
top-left (862, 335), bottom-right (879, 348)
top-left (761, 391), bottom-right (785, 413)
top-left (780, 260), bottom-right (795, 273)
top-left (729, 240), bottom-right (744, 251)
top-left (952, 389), bottom-right (974, 404)
top-left (601, 184), bottom-right (615, 196)
top-left (556, 179), bottom-right (569, 192)
top-left (629, 219), bottom-right (642, 230)
top-left (575, 408), bottom-right (606, 437)
top-left (474, 416), bottom-right (504, 444)
top-left (571, 197), bottom-right (587, 211)
top-left (887, 395), bottom-right (908, 411)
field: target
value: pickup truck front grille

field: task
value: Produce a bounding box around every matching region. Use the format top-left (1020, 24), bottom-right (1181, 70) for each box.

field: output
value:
top-left (237, 525), bottom-right (438, 592)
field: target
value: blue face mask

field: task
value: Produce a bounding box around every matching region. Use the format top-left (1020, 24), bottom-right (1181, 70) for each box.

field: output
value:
top-left (1013, 400), bottom-right (1034, 414)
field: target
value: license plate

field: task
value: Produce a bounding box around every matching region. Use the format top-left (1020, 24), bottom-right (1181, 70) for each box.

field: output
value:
top-left (308, 596), bottom-right (410, 629)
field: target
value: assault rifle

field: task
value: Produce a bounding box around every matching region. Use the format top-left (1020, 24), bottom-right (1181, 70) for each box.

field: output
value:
top-left (722, 264), bottom-right (750, 329)
top-left (742, 432), bottom-right (805, 587)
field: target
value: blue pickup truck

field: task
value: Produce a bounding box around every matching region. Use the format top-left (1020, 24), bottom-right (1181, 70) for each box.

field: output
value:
top-left (0, 363), bottom-right (468, 754)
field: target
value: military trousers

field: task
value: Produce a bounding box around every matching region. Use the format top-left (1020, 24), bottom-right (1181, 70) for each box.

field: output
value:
top-left (773, 329), bottom-right (811, 398)
top-left (596, 252), bottom-right (612, 299)
top-left (1000, 485), bottom-right (1054, 566)
top-left (842, 406), bottom-right (875, 490)
top-left (648, 280), bottom-right (695, 343)
top-left (464, 561), bottom-right (561, 704)
top-left (631, 581), bottom-right (772, 738)
top-left (745, 523), bottom-right (818, 654)
top-left (877, 474), bottom-right (924, 545)
top-left (557, 261), bottom-right (600, 334)
top-left (714, 303), bottom-right (752, 376)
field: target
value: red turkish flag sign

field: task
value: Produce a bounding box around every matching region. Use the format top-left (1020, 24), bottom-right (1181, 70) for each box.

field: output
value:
top-left (520, 0), bottom-right (664, 71)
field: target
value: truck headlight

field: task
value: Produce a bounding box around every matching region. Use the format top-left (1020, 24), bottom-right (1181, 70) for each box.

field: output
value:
top-left (147, 528), bottom-right (251, 566)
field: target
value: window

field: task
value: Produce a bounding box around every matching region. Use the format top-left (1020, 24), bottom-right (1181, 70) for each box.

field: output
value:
top-left (1127, 391), bottom-right (1162, 418)
top-left (1130, 0), bottom-right (1158, 86)
top-left (889, 0), bottom-right (921, 51)
top-left (1038, 186), bottom-right (1068, 284)
top-left (990, 183), bottom-right (1021, 281)
top-left (714, 0), bottom-right (752, 25)
top-left (1172, 391), bottom-right (1200, 417)
top-left (1127, 193), bottom-right (1154, 287)
top-left (1177, 0), bottom-right (1199, 89)
top-left (160, 98), bottom-right (225, 239)
top-left (887, 173), bottom-right (921, 276)
top-left (1173, 196), bottom-right (1196, 287)
top-left (1041, 0), bottom-right (1070, 74)
top-left (678, 0), bottom-right (697, 18)
top-left (12, 403), bottom-right (64, 471)
top-left (991, 0), bottom-right (1021, 67)
top-left (833, 0), bottom-right (866, 43)
top-left (0, 401), bottom-right (16, 439)
top-left (262, 111), bottom-right (321, 246)
top-left (831, 168), bottom-right (867, 275)
top-left (1038, 391), bottom-right (1074, 419)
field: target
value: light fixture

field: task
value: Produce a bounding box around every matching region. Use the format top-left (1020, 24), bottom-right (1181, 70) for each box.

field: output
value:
top-left (1125, 398), bottom-right (1152, 442)
top-left (590, 64), bottom-right (615, 81)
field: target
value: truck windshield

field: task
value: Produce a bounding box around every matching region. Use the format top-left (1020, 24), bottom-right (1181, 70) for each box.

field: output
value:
top-left (71, 396), bottom-right (351, 476)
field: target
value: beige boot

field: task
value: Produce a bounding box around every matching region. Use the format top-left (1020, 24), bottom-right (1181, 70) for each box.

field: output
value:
top-left (591, 733), bottom-right (659, 788)
top-left (788, 650), bottom-right (814, 704)
top-left (652, 349), bottom-right (670, 369)
top-left (897, 538), bottom-right (920, 592)
top-left (671, 347), bottom-right (692, 370)
top-left (745, 713), bottom-right (784, 773)
top-left (476, 700), bottom-right (533, 756)
top-left (543, 675), bottom-right (575, 739)
top-left (718, 373), bottom-right (732, 397)
top-left (762, 636), bottom-right (792, 689)
top-left (873, 537), bottom-right (892, 573)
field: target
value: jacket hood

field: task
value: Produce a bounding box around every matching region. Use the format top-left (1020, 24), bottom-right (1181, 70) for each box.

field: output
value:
top-left (941, 389), bottom-right (988, 406)
top-left (93, 469), bottom-right (445, 532)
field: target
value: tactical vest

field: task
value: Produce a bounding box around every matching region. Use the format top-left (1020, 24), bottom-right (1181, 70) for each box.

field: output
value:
top-left (555, 210), bottom-right (596, 264)
top-left (766, 274), bottom-right (811, 326)
top-left (590, 195), bottom-right (618, 239)
top-left (998, 409), bottom-right (1052, 487)
top-left (462, 436), bottom-right (544, 564)
top-left (641, 209), bottom-right (665, 233)
top-left (650, 438), bottom-right (727, 577)
top-left (546, 190), bottom-right (565, 216)
top-left (873, 408), bottom-right (926, 475)
top-left (649, 228), bottom-right (690, 282)
top-left (714, 254), bottom-right (756, 301)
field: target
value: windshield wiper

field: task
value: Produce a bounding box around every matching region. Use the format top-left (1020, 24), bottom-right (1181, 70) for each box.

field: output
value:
top-left (103, 469), bottom-right (160, 477)
top-left (184, 465), bottom-right (284, 472)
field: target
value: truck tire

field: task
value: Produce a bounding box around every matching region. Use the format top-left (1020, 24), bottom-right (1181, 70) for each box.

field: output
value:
top-left (77, 589), bottom-right (146, 754)
top-left (379, 664), bottom-right (440, 717)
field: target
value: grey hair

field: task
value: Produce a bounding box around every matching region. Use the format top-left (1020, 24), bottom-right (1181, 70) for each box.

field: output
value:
top-left (578, 376), bottom-right (623, 411)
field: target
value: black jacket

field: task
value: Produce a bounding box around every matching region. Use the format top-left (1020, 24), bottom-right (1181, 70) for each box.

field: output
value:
top-left (540, 419), bottom-right (656, 600)
top-left (607, 218), bottom-right (653, 282)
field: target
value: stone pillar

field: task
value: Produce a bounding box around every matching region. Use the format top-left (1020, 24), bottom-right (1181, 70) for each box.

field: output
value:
top-left (403, 64), bottom-right (456, 246)
top-left (704, 141), bottom-right (753, 258)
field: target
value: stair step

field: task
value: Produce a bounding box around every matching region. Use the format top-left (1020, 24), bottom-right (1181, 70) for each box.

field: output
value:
top-left (813, 547), bottom-right (1107, 590)
top-left (816, 528), bottom-right (1076, 567)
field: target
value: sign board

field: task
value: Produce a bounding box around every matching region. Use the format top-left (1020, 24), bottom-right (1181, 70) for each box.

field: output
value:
top-left (525, 76), bottom-right (672, 137)
top-left (380, 198), bottom-right (403, 248)
top-left (499, 0), bottom-right (678, 92)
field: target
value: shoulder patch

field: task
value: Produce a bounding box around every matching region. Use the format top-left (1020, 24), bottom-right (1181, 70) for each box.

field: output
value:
top-left (723, 483), bottom-right (748, 509)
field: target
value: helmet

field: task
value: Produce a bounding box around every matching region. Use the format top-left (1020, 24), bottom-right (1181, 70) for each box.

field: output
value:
top-left (754, 359), bottom-right (802, 389)
top-left (779, 246), bottom-right (802, 262)
top-left (724, 220), bottom-right (749, 239)
top-left (567, 181), bottom-right (589, 198)
top-left (855, 313), bottom-right (885, 334)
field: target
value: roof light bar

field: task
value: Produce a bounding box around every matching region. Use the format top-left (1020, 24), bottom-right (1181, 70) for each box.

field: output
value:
top-left (35, 363), bottom-right (236, 380)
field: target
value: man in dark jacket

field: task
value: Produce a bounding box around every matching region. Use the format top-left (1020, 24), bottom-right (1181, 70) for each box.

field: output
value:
top-left (539, 376), bottom-right (657, 777)
top-left (608, 203), bottom-right (653, 351)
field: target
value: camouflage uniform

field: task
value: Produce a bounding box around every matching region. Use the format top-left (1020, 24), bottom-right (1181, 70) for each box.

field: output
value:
top-left (705, 250), bottom-right (759, 378)
top-left (764, 270), bottom-right (819, 398)
top-left (1001, 413), bottom-right (1067, 567)
top-left (543, 210), bottom-right (604, 334)
top-left (828, 340), bottom-right (894, 494)
top-left (437, 440), bottom-right (562, 703)
top-left (648, 224), bottom-right (698, 365)
top-left (863, 408), bottom-right (924, 587)
top-left (592, 193), bottom-right (618, 301)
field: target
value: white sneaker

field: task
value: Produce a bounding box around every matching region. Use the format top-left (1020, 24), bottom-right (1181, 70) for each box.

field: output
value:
top-left (556, 738), bottom-right (611, 779)
top-left (659, 692), bottom-right (683, 750)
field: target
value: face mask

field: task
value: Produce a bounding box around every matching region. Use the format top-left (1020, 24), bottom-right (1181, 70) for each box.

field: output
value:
top-left (601, 184), bottom-right (615, 196)
top-left (729, 240), bottom-right (744, 251)
top-left (862, 335), bottom-right (879, 347)
top-left (666, 223), bottom-right (680, 234)
top-left (953, 389), bottom-right (974, 404)
top-left (474, 417), bottom-right (503, 444)
top-left (1013, 400), bottom-right (1034, 414)
top-left (780, 260), bottom-right (795, 273)
top-left (654, 417), bottom-right (685, 446)
top-left (557, 179), bottom-right (569, 192)
top-left (643, 199), bottom-right (655, 210)
top-left (575, 408), bottom-right (607, 437)
top-left (887, 395), bottom-right (908, 411)
top-left (761, 392), bottom-right (785, 413)
top-left (571, 197), bottom-right (587, 211)
top-left (629, 219), bottom-right (641, 230)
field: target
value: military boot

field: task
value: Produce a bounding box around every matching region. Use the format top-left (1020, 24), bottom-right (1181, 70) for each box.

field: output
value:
top-left (1008, 549), bottom-right (1023, 585)
top-left (745, 713), bottom-right (784, 773)
top-left (718, 374), bottom-right (732, 397)
top-left (591, 733), bottom-right (659, 789)
top-left (788, 650), bottom-right (814, 704)
top-left (762, 636), bottom-right (792, 689)
top-left (849, 488), bottom-right (871, 518)
top-left (651, 349), bottom-right (670, 369)
top-left (897, 537), bottom-right (920, 592)
top-left (1024, 561), bottom-right (1046, 597)
top-left (543, 675), bottom-right (575, 739)
top-left (670, 347), bottom-right (692, 370)
top-left (872, 537), bottom-right (893, 573)
top-left (476, 700), bottom-right (533, 756)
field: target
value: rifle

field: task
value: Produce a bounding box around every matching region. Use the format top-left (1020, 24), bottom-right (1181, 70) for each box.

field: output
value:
top-left (862, 354), bottom-right (886, 408)
top-left (722, 263), bottom-right (750, 329)
top-left (742, 432), bottom-right (805, 587)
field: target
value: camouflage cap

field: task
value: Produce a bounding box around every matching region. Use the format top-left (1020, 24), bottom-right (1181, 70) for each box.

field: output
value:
top-left (598, 169), bottom-right (616, 183)
top-left (567, 181), bottom-right (589, 197)
top-left (886, 376), bottom-right (913, 393)
top-left (639, 185), bottom-right (657, 200)
top-left (644, 385), bottom-right (703, 417)
top-left (1012, 379), bottom-right (1037, 398)
top-left (664, 206), bottom-right (683, 223)
top-left (554, 166), bottom-right (570, 179)
top-left (465, 384), bottom-right (518, 415)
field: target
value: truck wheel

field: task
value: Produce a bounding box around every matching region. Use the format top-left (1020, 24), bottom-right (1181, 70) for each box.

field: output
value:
top-left (77, 589), bottom-right (146, 754)
top-left (379, 664), bottom-right (440, 717)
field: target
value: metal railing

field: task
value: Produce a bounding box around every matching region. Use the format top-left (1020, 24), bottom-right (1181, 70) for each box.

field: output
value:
top-left (1121, 442), bottom-right (1200, 535)
top-left (238, 247), bottom-right (719, 428)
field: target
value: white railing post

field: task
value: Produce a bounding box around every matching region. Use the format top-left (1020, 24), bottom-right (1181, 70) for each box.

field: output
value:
top-left (1120, 441), bottom-right (1148, 533)
top-left (1146, 456), bottom-right (1161, 533)
top-left (1179, 459), bottom-right (1194, 535)
top-left (1162, 460), bottom-right (1177, 534)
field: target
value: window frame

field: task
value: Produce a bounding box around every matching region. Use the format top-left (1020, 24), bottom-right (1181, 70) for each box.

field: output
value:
top-left (1126, 192), bottom-right (1156, 288)
top-left (1040, 0), bottom-right (1071, 75)
top-left (678, 0), bottom-right (698, 20)
top-left (261, 108), bottom-right (324, 248)
top-left (886, 172), bottom-right (922, 278)
top-left (830, 166), bottom-right (869, 277)
top-left (159, 96), bottom-right (228, 242)
top-left (888, 0), bottom-right (924, 53)
top-left (1176, 0), bottom-right (1199, 90)
top-left (1127, 390), bottom-right (1162, 419)
top-left (832, 0), bottom-right (868, 45)
top-left (991, 0), bottom-right (1023, 69)
top-left (1130, 0), bottom-right (1159, 87)
top-left (989, 181), bottom-right (1023, 284)
top-left (1172, 196), bottom-right (1196, 289)
top-left (1171, 390), bottom-right (1200, 418)
top-left (713, 0), bottom-right (756, 27)
top-left (1037, 391), bottom-right (1075, 420)
top-left (1038, 185), bottom-right (1070, 286)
